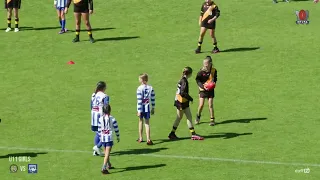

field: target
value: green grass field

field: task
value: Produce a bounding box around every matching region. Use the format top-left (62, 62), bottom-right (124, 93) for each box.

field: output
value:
top-left (1, 0), bottom-right (320, 179)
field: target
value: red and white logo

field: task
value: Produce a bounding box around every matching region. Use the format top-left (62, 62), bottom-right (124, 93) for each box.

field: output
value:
top-left (295, 10), bottom-right (309, 24)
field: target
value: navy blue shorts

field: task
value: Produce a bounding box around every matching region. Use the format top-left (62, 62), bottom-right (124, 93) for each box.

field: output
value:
top-left (102, 141), bottom-right (113, 147)
top-left (56, 7), bottom-right (65, 11)
top-left (139, 112), bottom-right (150, 120)
top-left (91, 126), bottom-right (98, 132)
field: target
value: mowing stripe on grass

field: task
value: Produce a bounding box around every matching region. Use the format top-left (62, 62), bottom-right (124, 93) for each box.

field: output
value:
top-left (1, 146), bottom-right (319, 167)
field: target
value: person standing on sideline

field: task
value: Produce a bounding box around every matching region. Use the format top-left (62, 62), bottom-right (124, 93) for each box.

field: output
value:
top-left (65, 0), bottom-right (95, 43)
top-left (5, 0), bottom-right (21, 32)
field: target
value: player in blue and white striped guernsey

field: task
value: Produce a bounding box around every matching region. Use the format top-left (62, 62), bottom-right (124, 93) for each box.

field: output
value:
top-left (98, 104), bottom-right (120, 174)
top-left (136, 73), bottom-right (155, 145)
top-left (91, 81), bottom-right (110, 156)
top-left (54, 0), bottom-right (68, 34)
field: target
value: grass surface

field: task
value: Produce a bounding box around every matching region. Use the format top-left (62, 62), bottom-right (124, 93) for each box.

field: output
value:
top-left (1, 0), bottom-right (320, 179)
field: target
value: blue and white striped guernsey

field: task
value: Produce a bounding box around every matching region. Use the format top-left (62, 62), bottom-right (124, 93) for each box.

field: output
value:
top-left (98, 115), bottom-right (120, 143)
top-left (136, 84), bottom-right (155, 113)
top-left (54, 0), bottom-right (67, 8)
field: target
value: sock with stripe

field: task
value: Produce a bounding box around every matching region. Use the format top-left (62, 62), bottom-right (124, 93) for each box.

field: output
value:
top-left (189, 127), bottom-right (196, 135)
top-left (7, 18), bottom-right (11, 28)
top-left (88, 30), bottom-right (93, 38)
top-left (14, 18), bottom-right (19, 28)
top-left (170, 126), bottom-right (177, 134)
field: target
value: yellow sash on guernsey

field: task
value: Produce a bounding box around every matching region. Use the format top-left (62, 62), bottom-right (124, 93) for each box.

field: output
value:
top-left (201, 4), bottom-right (216, 22)
top-left (7, 0), bottom-right (11, 4)
top-left (199, 68), bottom-right (216, 91)
top-left (176, 94), bottom-right (188, 103)
top-left (74, 0), bottom-right (81, 3)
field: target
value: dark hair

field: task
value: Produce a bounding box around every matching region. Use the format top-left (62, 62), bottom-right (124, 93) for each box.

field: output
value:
top-left (205, 56), bottom-right (212, 63)
top-left (182, 66), bottom-right (193, 77)
top-left (103, 104), bottom-right (111, 114)
top-left (95, 81), bottom-right (106, 93)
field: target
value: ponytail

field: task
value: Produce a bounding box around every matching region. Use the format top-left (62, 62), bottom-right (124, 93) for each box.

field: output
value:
top-left (182, 66), bottom-right (193, 77)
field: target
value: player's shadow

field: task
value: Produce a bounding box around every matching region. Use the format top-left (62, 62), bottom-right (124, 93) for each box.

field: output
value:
top-left (220, 47), bottom-right (260, 53)
top-left (215, 117), bottom-right (267, 125)
top-left (69, 27), bottom-right (115, 32)
top-left (112, 164), bottom-right (166, 173)
top-left (154, 132), bottom-right (252, 144)
top-left (95, 36), bottom-right (140, 42)
top-left (20, 26), bottom-right (61, 31)
top-left (0, 152), bottom-right (48, 159)
top-left (111, 147), bottom-right (167, 156)
top-left (197, 117), bottom-right (267, 125)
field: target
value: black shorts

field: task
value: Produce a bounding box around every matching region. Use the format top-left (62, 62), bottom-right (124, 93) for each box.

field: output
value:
top-left (74, 4), bottom-right (89, 13)
top-left (174, 100), bottom-right (189, 110)
top-left (5, 0), bottom-right (21, 9)
top-left (201, 21), bottom-right (216, 30)
top-left (199, 90), bottom-right (215, 99)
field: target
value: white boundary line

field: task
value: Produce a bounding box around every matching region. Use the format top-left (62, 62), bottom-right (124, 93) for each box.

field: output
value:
top-left (1, 146), bottom-right (319, 167)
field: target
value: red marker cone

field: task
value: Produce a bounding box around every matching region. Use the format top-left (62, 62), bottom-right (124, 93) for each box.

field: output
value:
top-left (67, 60), bottom-right (75, 65)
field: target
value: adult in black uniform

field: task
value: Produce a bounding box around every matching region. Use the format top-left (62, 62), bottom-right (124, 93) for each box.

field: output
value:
top-left (65, 0), bottom-right (94, 43)
top-left (195, 0), bottom-right (220, 54)
top-left (4, 0), bottom-right (21, 32)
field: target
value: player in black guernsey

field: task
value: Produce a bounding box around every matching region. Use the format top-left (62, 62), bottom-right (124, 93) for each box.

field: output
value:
top-left (168, 67), bottom-right (204, 141)
top-left (65, 0), bottom-right (94, 43)
top-left (195, 56), bottom-right (217, 126)
top-left (195, 0), bottom-right (220, 54)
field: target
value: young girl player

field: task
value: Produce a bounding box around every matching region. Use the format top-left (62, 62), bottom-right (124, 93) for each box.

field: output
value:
top-left (98, 104), bottom-right (120, 174)
top-left (195, 56), bottom-right (218, 126)
top-left (168, 67), bottom-right (204, 140)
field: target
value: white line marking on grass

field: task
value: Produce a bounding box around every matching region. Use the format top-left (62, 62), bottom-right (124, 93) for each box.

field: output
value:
top-left (1, 146), bottom-right (319, 167)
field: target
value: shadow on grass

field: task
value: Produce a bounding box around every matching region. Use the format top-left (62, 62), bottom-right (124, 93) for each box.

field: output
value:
top-left (154, 132), bottom-right (252, 144)
top-left (220, 47), bottom-right (260, 52)
top-left (111, 164), bottom-right (166, 173)
top-left (95, 36), bottom-right (140, 42)
top-left (111, 147), bottom-right (168, 156)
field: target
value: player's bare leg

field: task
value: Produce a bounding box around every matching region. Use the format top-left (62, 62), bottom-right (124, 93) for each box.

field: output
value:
top-left (56, 9), bottom-right (62, 32)
top-left (168, 109), bottom-right (183, 140)
top-left (59, 10), bottom-right (67, 34)
top-left (195, 27), bottom-right (207, 53)
top-left (5, 8), bottom-right (13, 32)
top-left (145, 119), bottom-right (153, 145)
top-left (101, 146), bottom-right (112, 174)
top-left (210, 29), bottom-right (219, 53)
top-left (13, 8), bottom-right (19, 32)
top-left (208, 98), bottom-right (215, 126)
top-left (195, 97), bottom-right (205, 124)
top-left (73, 12), bottom-right (81, 42)
top-left (137, 118), bottom-right (144, 142)
top-left (185, 108), bottom-right (204, 140)
top-left (82, 13), bottom-right (94, 43)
